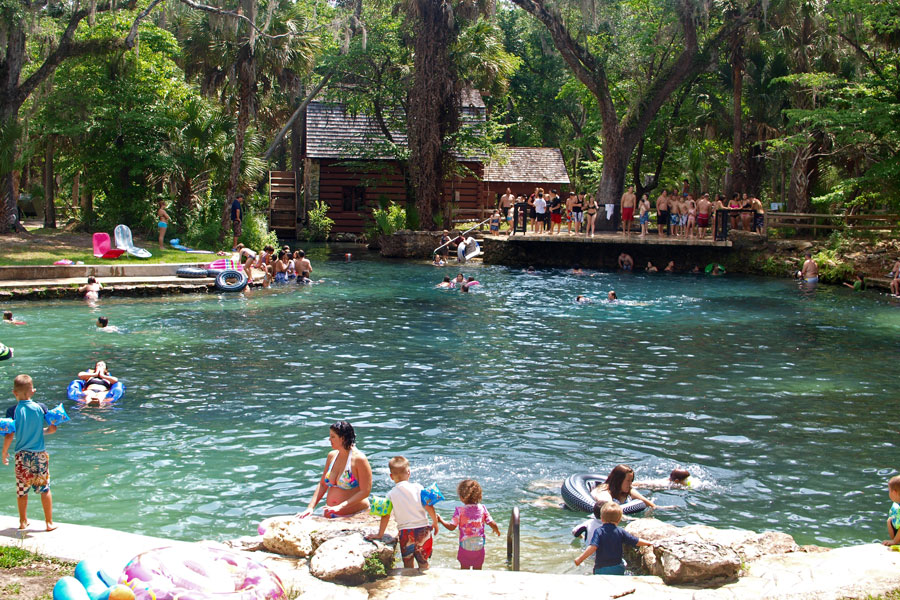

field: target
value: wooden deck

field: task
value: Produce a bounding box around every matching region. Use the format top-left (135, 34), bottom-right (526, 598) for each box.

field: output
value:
top-left (483, 232), bottom-right (732, 247)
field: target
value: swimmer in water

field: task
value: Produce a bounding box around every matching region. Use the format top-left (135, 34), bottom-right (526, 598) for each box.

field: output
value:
top-left (437, 276), bottom-right (454, 289)
top-left (607, 290), bottom-right (617, 302)
top-left (646, 262), bottom-right (658, 273)
top-left (466, 276), bottom-right (480, 287)
top-left (79, 276), bottom-right (102, 301)
top-left (2, 311), bottom-right (25, 325)
top-left (526, 266), bottom-right (536, 274)
top-left (433, 255), bottom-right (446, 267)
top-left (570, 264), bottom-right (584, 275)
top-left (96, 316), bottom-right (121, 333)
top-left (633, 468), bottom-right (692, 490)
top-left (575, 295), bottom-right (592, 303)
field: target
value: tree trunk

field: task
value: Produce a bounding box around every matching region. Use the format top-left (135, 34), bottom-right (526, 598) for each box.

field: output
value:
top-left (223, 0), bottom-right (258, 237)
top-left (72, 171), bottom-right (80, 215)
top-left (1, 19), bottom-right (26, 233)
top-left (43, 136), bottom-right (57, 228)
top-left (725, 28), bottom-right (745, 198)
top-left (407, 0), bottom-right (458, 231)
top-left (788, 137), bottom-right (819, 213)
top-left (595, 135), bottom-right (628, 231)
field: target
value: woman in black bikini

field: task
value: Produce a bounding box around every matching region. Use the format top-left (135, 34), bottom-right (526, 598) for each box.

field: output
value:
top-left (77, 361), bottom-right (119, 404)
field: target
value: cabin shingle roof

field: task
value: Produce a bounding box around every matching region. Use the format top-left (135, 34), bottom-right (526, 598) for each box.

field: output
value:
top-left (484, 147), bottom-right (570, 184)
top-left (305, 96), bottom-right (486, 160)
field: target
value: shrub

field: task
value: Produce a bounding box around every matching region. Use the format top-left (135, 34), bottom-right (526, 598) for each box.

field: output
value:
top-left (371, 202), bottom-right (407, 237)
top-left (302, 200), bottom-right (334, 242)
top-left (813, 248), bottom-right (854, 283)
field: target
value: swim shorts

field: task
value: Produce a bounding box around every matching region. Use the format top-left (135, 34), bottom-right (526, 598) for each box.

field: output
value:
top-left (399, 526), bottom-right (433, 567)
top-left (572, 211), bottom-right (583, 223)
top-left (458, 537), bottom-right (486, 569)
top-left (593, 564), bottom-right (626, 575)
top-left (158, 221), bottom-right (168, 228)
top-left (15, 451), bottom-right (49, 497)
top-left (755, 214), bottom-right (764, 230)
top-left (232, 220), bottom-right (242, 236)
top-left (670, 213), bottom-right (679, 225)
top-left (622, 207), bottom-right (634, 221)
top-left (697, 214), bottom-right (709, 228)
top-left (551, 213), bottom-right (562, 224)
top-left (639, 213), bottom-right (649, 225)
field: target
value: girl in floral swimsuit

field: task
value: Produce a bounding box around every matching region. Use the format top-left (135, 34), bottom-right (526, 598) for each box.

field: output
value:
top-left (438, 479), bottom-right (501, 569)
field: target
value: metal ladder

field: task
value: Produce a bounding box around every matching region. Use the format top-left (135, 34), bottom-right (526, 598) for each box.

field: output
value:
top-left (432, 217), bottom-right (492, 256)
top-left (506, 507), bottom-right (520, 571)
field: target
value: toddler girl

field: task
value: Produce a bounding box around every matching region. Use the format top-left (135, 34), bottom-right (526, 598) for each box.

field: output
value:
top-left (439, 479), bottom-right (501, 570)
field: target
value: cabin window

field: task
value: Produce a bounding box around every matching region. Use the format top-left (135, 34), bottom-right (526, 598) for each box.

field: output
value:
top-left (342, 186), bottom-right (366, 212)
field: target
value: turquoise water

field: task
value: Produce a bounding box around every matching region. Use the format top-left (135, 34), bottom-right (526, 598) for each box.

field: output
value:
top-left (1, 249), bottom-right (899, 572)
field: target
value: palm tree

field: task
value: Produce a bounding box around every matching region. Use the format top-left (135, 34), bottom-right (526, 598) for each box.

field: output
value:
top-left (176, 0), bottom-right (319, 236)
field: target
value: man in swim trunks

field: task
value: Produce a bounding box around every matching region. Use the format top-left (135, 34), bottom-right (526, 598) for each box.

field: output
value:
top-left (157, 200), bottom-right (170, 250)
top-left (697, 193), bottom-right (711, 238)
top-left (549, 190), bottom-right (563, 235)
top-left (751, 196), bottom-right (765, 234)
top-left (499, 188), bottom-right (514, 222)
top-left (656, 190), bottom-right (669, 236)
top-left (620, 186), bottom-right (636, 236)
top-left (800, 251), bottom-right (818, 283)
top-left (617, 253), bottom-right (634, 271)
top-left (295, 250), bottom-right (313, 279)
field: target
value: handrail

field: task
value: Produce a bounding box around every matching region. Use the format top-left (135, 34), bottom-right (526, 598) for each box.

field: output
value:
top-left (506, 506), bottom-right (520, 571)
top-left (432, 217), bottom-right (492, 255)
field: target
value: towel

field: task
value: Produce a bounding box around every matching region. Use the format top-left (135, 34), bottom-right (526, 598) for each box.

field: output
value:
top-left (605, 204), bottom-right (615, 220)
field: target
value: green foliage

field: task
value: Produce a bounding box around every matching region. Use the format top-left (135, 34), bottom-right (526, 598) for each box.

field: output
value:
top-left (362, 554), bottom-right (388, 580)
top-left (0, 546), bottom-right (32, 568)
top-left (813, 248), bottom-right (854, 283)
top-left (371, 202), bottom-right (407, 237)
top-left (34, 11), bottom-right (196, 232)
top-left (304, 200), bottom-right (334, 242)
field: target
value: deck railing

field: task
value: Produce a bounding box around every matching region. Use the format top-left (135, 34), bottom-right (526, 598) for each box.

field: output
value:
top-left (506, 506), bottom-right (520, 571)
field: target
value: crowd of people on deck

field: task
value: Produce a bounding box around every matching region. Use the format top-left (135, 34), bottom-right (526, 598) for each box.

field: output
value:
top-left (493, 184), bottom-right (767, 239)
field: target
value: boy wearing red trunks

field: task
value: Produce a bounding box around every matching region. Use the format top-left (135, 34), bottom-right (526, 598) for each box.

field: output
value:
top-left (367, 456), bottom-right (438, 571)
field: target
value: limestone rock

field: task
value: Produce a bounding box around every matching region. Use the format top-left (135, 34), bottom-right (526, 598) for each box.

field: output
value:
top-left (653, 536), bottom-right (741, 584)
top-left (216, 535), bottom-right (266, 552)
top-left (262, 517), bottom-right (314, 558)
top-left (624, 519), bottom-right (800, 584)
top-left (379, 230), bottom-right (459, 259)
top-left (309, 533), bottom-right (394, 585)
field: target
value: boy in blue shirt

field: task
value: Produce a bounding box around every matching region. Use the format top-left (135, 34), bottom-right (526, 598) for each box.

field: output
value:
top-left (882, 475), bottom-right (900, 546)
top-left (574, 502), bottom-right (652, 575)
top-left (1, 375), bottom-right (57, 531)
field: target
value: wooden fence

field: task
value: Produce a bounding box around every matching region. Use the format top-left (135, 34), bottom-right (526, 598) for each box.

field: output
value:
top-left (766, 212), bottom-right (900, 236)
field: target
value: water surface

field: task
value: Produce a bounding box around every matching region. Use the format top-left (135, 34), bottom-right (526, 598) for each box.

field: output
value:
top-left (1, 249), bottom-right (898, 572)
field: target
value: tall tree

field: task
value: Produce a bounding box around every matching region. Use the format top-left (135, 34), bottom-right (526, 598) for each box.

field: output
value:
top-left (509, 0), bottom-right (758, 204)
top-left (0, 0), bottom-right (163, 232)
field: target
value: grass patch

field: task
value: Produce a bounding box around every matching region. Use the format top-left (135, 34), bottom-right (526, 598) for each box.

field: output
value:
top-left (0, 547), bottom-right (33, 569)
top-left (0, 228), bottom-right (228, 266)
top-left (3, 581), bottom-right (22, 594)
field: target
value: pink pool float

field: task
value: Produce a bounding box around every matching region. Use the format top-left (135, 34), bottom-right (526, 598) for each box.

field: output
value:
top-left (119, 546), bottom-right (285, 600)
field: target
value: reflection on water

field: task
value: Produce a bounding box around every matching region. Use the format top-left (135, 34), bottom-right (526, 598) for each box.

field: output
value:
top-left (1, 250), bottom-right (899, 571)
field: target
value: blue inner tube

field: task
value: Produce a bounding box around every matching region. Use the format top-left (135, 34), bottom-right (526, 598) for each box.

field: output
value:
top-left (176, 267), bottom-right (209, 278)
top-left (215, 270), bottom-right (248, 292)
top-left (67, 380), bottom-right (125, 403)
top-left (561, 473), bottom-right (648, 515)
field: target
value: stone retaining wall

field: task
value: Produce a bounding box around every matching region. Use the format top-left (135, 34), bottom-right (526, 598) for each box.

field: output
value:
top-left (0, 263), bottom-right (208, 281)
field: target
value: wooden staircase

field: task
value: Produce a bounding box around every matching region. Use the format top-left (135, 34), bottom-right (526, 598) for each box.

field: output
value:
top-left (268, 171), bottom-right (298, 239)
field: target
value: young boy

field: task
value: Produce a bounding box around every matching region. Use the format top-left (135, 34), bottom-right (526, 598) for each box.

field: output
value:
top-left (2, 375), bottom-right (57, 531)
top-left (366, 456), bottom-right (438, 571)
top-left (574, 502), bottom-right (651, 575)
top-left (883, 475), bottom-right (900, 546)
